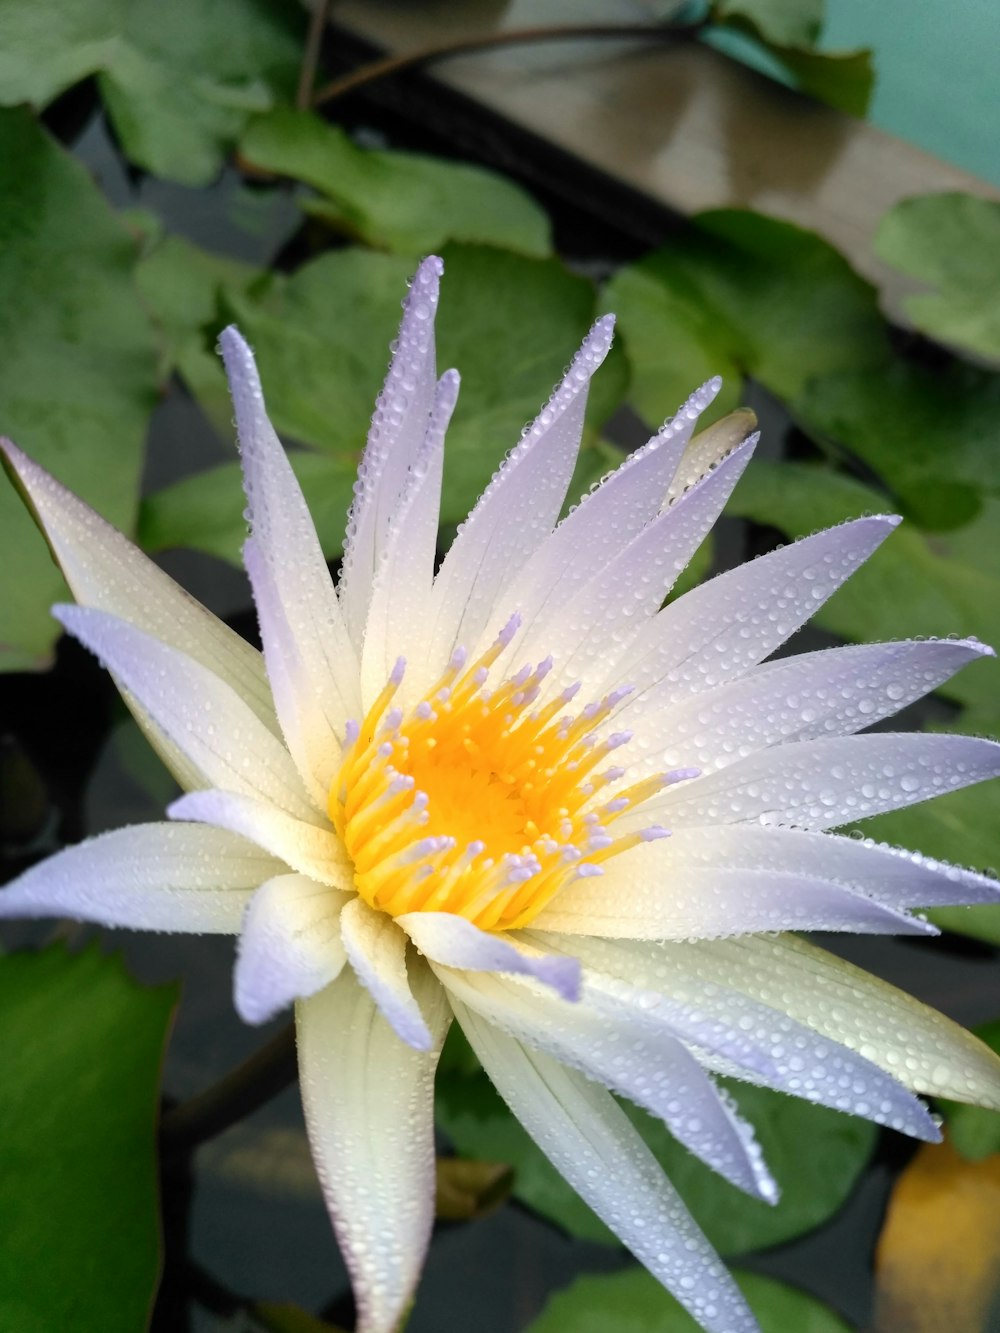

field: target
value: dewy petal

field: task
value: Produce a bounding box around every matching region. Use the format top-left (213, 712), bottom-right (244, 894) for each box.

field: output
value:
top-left (169, 790), bottom-right (351, 886)
top-left (601, 516), bottom-right (900, 705)
top-left (438, 966), bottom-right (778, 1203)
top-left (536, 842), bottom-right (937, 938)
top-left (398, 911), bottom-right (581, 999)
top-left (339, 897), bottom-right (434, 1050)
top-left (452, 1000), bottom-right (760, 1333)
top-left (473, 379), bottom-right (723, 658)
top-left (619, 637), bottom-right (993, 771)
top-left (339, 256), bottom-right (444, 650)
top-left (56, 606), bottom-right (316, 820)
top-left (517, 433), bottom-right (757, 693)
top-left (640, 733), bottom-right (1000, 831)
top-left (647, 825), bottom-right (1000, 910)
top-left (423, 315), bottom-right (615, 677)
top-left (234, 873), bottom-right (352, 1024)
top-left (0, 822), bottom-right (279, 932)
top-left (650, 934), bottom-right (1000, 1110)
top-left (218, 326), bottom-right (361, 745)
top-left (360, 370), bottom-right (458, 708)
top-left (0, 438), bottom-right (276, 731)
top-left (296, 964), bottom-right (449, 1333)
top-left (533, 934), bottom-right (942, 1140)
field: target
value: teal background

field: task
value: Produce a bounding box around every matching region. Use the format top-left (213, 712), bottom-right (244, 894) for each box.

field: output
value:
top-left (825, 0), bottom-right (1000, 186)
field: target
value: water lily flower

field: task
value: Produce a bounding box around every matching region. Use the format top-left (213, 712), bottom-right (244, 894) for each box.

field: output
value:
top-left (3, 255), bottom-right (1000, 1333)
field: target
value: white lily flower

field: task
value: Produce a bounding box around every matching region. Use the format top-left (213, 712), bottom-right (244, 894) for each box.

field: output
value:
top-left (3, 255), bottom-right (1000, 1333)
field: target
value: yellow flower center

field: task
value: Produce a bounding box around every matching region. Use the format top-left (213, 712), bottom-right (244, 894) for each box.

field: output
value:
top-left (329, 617), bottom-right (676, 931)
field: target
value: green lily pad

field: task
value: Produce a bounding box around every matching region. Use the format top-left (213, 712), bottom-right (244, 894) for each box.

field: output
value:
top-left (0, 108), bottom-right (158, 672)
top-left (0, 0), bottom-right (127, 104)
top-left (527, 1266), bottom-right (850, 1332)
top-left (241, 108), bottom-right (552, 257)
top-left (0, 944), bottom-right (177, 1333)
top-left (436, 1062), bottom-right (876, 1255)
top-left (874, 193), bottom-right (1000, 363)
top-left (605, 210), bottom-right (888, 431)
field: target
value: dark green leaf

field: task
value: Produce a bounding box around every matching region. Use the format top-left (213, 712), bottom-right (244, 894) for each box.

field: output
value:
top-left (0, 944), bottom-right (177, 1332)
top-left (0, 108), bottom-right (158, 671)
top-left (241, 108), bottom-right (552, 257)
top-left (874, 193), bottom-right (1000, 362)
top-left (527, 1265), bottom-right (851, 1331)
top-left (606, 211), bottom-right (888, 431)
top-left (795, 359), bottom-right (1000, 530)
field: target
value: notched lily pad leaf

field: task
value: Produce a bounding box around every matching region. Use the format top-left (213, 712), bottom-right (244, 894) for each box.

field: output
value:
top-left (0, 944), bottom-right (177, 1333)
top-left (527, 1265), bottom-right (851, 1331)
top-left (874, 192), bottom-right (1000, 363)
top-left (241, 108), bottom-right (552, 258)
top-left (0, 107), bottom-right (158, 672)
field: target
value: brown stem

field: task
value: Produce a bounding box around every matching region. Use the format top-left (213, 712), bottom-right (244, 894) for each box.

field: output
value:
top-left (159, 1023), bottom-right (297, 1159)
top-left (312, 19), bottom-right (702, 108)
top-left (297, 0), bottom-right (334, 110)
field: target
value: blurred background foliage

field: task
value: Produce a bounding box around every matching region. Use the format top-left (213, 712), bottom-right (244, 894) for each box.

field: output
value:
top-left (1, 0), bottom-right (999, 1330)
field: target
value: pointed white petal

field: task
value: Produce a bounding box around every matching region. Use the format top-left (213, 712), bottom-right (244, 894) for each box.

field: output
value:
top-left (0, 438), bottom-right (276, 733)
top-left (339, 256), bottom-right (444, 649)
top-left (532, 435), bottom-right (756, 693)
top-left (0, 822), bottom-right (277, 932)
top-left (360, 370), bottom-right (457, 707)
top-left (620, 637), bottom-right (993, 772)
top-left (234, 873), bottom-right (351, 1024)
top-left (398, 911), bottom-right (580, 999)
top-left (473, 379), bottom-right (722, 658)
top-left (642, 733), bottom-right (1000, 831)
top-left (452, 1001), bottom-right (760, 1333)
top-left (648, 825), bottom-right (1000, 910)
top-left (169, 790), bottom-right (351, 886)
top-left (439, 966), bottom-right (776, 1202)
top-left (605, 516), bottom-right (899, 705)
top-left (647, 933), bottom-right (1000, 1111)
top-left (424, 316), bottom-right (615, 673)
top-left (296, 965), bottom-right (449, 1333)
top-left (218, 326), bottom-right (361, 745)
top-left (339, 897), bottom-right (434, 1050)
top-left (57, 606), bottom-right (316, 820)
top-left (531, 933), bottom-right (942, 1140)
top-left (244, 539), bottom-right (340, 804)
top-left (536, 842), bottom-right (936, 938)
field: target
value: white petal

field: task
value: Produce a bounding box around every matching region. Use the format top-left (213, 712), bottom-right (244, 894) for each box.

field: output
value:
top-left (0, 438), bottom-right (276, 727)
top-left (645, 933), bottom-right (1000, 1111)
top-left (338, 256), bottom-right (444, 649)
top-left (0, 822), bottom-right (278, 932)
top-left (619, 637), bottom-right (992, 771)
top-left (360, 370), bottom-right (457, 707)
top-left (531, 933), bottom-right (942, 1140)
top-left (641, 733), bottom-right (1000, 831)
top-left (235, 874), bottom-right (351, 1024)
top-left (339, 897), bottom-right (434, 1050)
top-left (603, 516), bottom-right (899, 705)
top-left (243, 538), bottom-right (340, 804)
top-left (169, 790), bottom-right (351, 886)
top-left (647, 825), bottom-right (1000, 910)
top-left (57, 606), bottom-right (316, 820)
top-left (535, 846), bottom-right (935, 938)
top-left (452, 1001), bottom-right (759, 1333)
top-left (520, 433), bottom-right (757, 694)
top-left (398, 911), bottom-right (581, 998)
top-left (438, 966), bottom-right (777, 1202)
top-left (473, 378), bottom-right (722, 659)
top-left (218, 326), bottom-right (361, 745)
top-left (296, 965), bottom-right (449, 1333)
top-left (424, 316), bottom-right (615, 676)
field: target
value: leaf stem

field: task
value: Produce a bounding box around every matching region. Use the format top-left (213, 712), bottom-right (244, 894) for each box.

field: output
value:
top-left (312, 19), bottom-right (704, 109)
top-left (297, 0), bottom-right (334, 110)
top-left (159, 1022), bottom-right (297, 1158)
